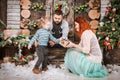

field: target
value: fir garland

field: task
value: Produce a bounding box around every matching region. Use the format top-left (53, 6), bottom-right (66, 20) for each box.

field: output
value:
top-left (74, 4), bottom-right (90, 13)
top-left (31, 2), bottom-right (45, 11)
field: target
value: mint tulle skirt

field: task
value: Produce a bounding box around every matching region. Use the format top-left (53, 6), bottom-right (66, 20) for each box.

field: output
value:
top-left (64, 48), bottom-right (108, 78)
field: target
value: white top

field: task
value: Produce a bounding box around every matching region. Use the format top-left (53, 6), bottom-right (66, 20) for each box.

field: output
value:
top-left (79, 30), bottom-right (103, 63)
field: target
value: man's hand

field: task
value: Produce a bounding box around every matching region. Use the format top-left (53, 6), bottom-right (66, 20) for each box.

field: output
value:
top-left (49, 40), bottom-right (55, 47)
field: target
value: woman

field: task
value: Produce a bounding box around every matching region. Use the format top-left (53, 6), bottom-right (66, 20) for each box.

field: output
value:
top-left (64, 16), bottom-right (108, 78)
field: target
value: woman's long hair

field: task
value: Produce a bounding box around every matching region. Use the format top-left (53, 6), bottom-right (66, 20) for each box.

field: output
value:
top-left (75, 16), bottom-right (93, 38)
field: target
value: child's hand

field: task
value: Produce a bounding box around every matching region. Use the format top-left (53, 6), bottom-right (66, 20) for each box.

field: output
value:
top-left (34, 40), bottom-right (38, 47)
top-left (28, 45), bottom-right (31, 50)
top-left (49, 40), bottom-right (55, 47)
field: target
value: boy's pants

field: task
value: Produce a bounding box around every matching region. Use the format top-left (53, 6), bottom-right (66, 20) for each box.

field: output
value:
top-left (34, 45), bottom-right (48, 69)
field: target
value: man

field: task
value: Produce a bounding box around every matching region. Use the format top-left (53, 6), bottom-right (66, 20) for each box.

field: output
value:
top-left (49, 10), bottom-right (69, 48)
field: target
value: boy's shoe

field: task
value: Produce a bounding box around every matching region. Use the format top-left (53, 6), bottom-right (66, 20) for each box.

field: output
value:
top-left (42, 67), bottom-right (48, 71)
top-left (32, 68), bottom-right (42, 74)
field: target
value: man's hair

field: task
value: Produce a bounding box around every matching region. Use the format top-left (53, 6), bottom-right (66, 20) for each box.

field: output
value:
top-left (54, 9), bottom-right (63, 16)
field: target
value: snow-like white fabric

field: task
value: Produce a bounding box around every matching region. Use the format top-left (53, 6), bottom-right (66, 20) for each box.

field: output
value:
top-left (0, 58), bottom-right (120, 80)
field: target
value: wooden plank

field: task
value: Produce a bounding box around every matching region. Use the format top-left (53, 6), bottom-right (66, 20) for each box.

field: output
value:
top-left (7, 15), bottom-right (20, 18)
top-left (7, 13), bottom-right (20, 16)
top-left (7, 21), bottom-right (20, 25)
top-left (7, 4), bottom-right (20, 9)
top-left (7, 0), bottom-right (20, 29)
top-left (7, 9), bottom-right (20, 13)
top-left (7, 25), bottom-right (20, 29)
top-left (7, 24), bottom-right (20, 26)
top-left (4, 29), bottom-right (21, 39)
top-left (101, 9), bottom-right (106, 13)
top-left (7, 17), bottom-right (20, 21)
top-left (101, 4), bottom-right (107, 8)
top-left (7, 23), bottom-right (20, 26)
top-left (101, 0), bottom-right (109, 4)
top-left (100, 0), bottom-right (110, 20)
top-left (7, 20), bottom-right (20, 22)
top-left (101, 13), bottom-right (105, 16)
top-left (7, 0), bottom-right (20, 5)
top-left (0, 0), bottom-right (7, 26)
top-left (9, 0), bottom-right (19, 1)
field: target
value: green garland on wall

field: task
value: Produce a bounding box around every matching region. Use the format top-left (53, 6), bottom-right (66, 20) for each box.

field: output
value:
top-left (74, 4), bottom-right (90, 13)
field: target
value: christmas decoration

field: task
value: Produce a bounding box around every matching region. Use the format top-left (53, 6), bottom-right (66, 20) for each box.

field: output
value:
top-left (0, 19), bottom-right (6, 28)
top-left (97, 0), bottom-right (120, 51)
top-left (74, 3), bottom-right (90, 14)
top-left (13, 44), bottom-right (34, 65)
top-left (29, 20), bottom-right (39, 30)
top-left (55, 2), bottom-right (70, 16)
top-left (31, 2), bottom-right (45, 11)
top-left (0, 19), bottom-right (7, 47)
top-left (20, 19), bottom-right (39, 30)
top-left (55, 3), bottom-right (61, 10)
top-left (0, 34), bottom-right (32, 48)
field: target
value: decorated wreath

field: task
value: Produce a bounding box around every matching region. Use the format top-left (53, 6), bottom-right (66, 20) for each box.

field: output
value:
top-left (55, 1), bottom-right (70, 16)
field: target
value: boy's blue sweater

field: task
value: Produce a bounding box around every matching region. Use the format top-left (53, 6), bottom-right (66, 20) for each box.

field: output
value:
top-left (28, 28), bottom-right (59, 47)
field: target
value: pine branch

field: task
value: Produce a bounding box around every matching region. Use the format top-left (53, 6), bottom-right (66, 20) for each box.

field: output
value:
top-left (0, 19), bottom-right (6, 29)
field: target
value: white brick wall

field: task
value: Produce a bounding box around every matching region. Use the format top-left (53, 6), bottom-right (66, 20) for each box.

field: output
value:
top-left (7, 0), bottom-right (20, 29)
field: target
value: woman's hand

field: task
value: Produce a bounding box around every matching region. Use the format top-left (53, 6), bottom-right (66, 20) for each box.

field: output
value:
top-left (65, 41), bottom-right (75, 48)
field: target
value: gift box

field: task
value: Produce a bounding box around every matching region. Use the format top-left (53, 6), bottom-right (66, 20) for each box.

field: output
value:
top-left (59, 39), bottom-right (70, 47)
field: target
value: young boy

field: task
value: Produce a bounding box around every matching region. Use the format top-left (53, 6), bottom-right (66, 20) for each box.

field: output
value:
top-left (28, 16), bottom-right (60, 74)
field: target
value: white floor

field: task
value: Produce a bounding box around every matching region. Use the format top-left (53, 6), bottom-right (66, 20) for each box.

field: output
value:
top-left (0, 58), bottom-right (120, 80)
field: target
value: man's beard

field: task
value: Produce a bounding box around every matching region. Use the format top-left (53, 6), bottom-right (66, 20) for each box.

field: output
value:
top-left (53, 21), bottom-right (62, 25)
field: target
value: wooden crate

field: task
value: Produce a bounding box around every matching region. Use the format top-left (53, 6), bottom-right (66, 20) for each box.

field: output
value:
top-left (48, 48), bottom-right (67, 66)
top-left (0, 47), bottom-right (5, 60)
top-left (103, 48), bottom-right (120, 66)
top-left (4, 45), bottom-right (18, 57)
